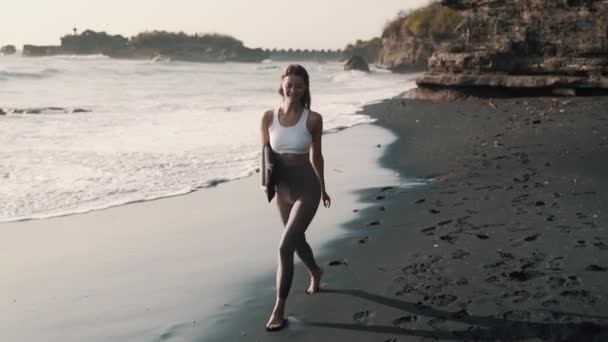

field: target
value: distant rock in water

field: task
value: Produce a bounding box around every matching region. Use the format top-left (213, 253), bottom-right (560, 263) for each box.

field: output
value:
top-left (0, 108), bottom-right (6, 115)
top-left (414, 0), bottom-right (608, 97)
top-left (344, 56), bottom-right (370, 72)
top-left (1, 45), bottom-right (16, 55)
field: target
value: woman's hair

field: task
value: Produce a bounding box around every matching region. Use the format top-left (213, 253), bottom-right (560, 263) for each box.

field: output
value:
top-left (278, 64), bottom-right (311, 109)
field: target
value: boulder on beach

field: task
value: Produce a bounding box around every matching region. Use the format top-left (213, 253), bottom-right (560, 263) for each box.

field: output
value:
top-left (344, 55), bottom-right (370, 72)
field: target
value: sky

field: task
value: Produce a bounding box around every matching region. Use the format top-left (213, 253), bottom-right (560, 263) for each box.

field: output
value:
top-left (1, 0), bottom-right (431, 50)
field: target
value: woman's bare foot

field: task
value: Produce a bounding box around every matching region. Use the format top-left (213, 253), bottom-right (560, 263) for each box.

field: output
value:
top-left (305, 266), bottom-right (323, 294)
top-left (266, 299), bottom-right (287, 332)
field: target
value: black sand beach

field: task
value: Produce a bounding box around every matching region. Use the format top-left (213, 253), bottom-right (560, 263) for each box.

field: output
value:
top-left (209, 96), bottom-right (608, 341)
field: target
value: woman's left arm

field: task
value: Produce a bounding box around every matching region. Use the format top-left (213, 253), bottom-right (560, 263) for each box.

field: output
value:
top-left (310, 112), bottom-right (331, 208)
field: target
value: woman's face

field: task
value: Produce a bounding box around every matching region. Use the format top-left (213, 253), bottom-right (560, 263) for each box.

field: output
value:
top-left (281, 75), bottom-right (306, 102)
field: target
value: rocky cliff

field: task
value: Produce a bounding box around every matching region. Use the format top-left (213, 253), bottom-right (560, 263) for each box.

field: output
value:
top-left (376, 3), bottom-right (462, 72)
top-left (343, 38), bottom-right (383, 64)
top-left (415, 0), bottom-right (608, 96)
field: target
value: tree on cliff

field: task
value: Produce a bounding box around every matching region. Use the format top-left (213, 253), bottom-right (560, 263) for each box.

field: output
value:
top-left (60, 30), bottom-right (128, 54)
top-left (382, 1), bottom-right (461, 41)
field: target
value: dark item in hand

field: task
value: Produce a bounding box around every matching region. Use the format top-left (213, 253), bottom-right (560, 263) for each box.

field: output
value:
top-left (262, 144), bottom-right (277, 202)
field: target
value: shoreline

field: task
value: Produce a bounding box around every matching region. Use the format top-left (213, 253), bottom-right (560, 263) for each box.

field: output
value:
top-left (0, 119), bottom-right (403, 342)
top-left (207, 95), bottom-right (608, 341)
top-left (4, 93), bottom-right (608, 341)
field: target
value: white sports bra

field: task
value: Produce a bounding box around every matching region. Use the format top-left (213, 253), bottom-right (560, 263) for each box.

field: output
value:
top-left (269, 107), bottom-right (312, 154)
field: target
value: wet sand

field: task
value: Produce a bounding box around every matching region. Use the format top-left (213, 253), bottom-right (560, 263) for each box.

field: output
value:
top-left (210, 96), bottom-right (608, 341)
top-left (0, 123), bottom-right (402, 342)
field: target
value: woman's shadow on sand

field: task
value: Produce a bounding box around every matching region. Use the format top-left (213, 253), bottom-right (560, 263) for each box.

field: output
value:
top-left (302, 288), bottom-right (608, 341)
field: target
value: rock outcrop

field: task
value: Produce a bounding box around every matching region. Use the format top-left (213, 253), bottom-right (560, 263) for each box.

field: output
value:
top-left (21, 30), bottom-right (269, 63)
top-left (376, 3), bottom-right (462, 72)
top-left (61, 30), bottom-right (129, 55)
top-left (1, 45), bottom-right (16, 55)
top-left (343, 38), bottom-right (383, 64)
top-left (22, 45), bottom-right (63, 57)
top-left (344, 56), bottom-right (371, 72)
top-left (416, 0), bottom-right (608, 96)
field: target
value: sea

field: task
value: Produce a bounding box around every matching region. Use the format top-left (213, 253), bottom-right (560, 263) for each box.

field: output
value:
top-left (0, 54), bottom-right (417, 222)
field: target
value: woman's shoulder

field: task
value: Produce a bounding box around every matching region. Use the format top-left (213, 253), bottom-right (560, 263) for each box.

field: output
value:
top-left (307, 110), bottom-right (323, 122)
top-left (261, 108), bottom-right (274, 123)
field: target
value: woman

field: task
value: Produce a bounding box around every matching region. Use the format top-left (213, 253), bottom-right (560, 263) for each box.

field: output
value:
top-left (260, 64), bottom-right (331, 332)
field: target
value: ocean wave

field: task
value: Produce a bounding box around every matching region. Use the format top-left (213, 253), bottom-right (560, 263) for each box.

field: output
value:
top-left (0, 169), bottom-right (258, 223)
top-left (45, 54), bottom-right (110, 61)
top-left (0, 68), bottom-right (60, 80)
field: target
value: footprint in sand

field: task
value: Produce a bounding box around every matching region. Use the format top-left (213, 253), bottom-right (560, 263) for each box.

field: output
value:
top-left (559, 289), bottom-right (596, 304)
top-left (585, 264), bottom-right (607, 272)
top-left (393, 315), bottom-right (418, 329)
top-left (547, 275), bottom-right (581, 289)
top-left (451, 249), bottom-right (471, 260)
top-left (593, 239), bottom-right (608, 250)
top-left (353, 310), bottom-right (375, 325)
top-left (328, 259), bottom-right (347, 266)
top-left (367, 220), bottom-right (381, 227)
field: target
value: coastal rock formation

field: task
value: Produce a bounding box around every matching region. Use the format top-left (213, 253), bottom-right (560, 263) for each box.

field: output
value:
top-left (1, 45), bottom-right (16, 55)
top-left (376, 3), bottom-right (462, 72)
top-left (416, 0), bottom-right (608, 95)
top-left (0, 108), bottom-right (5, 115)
top-left (22, 45), bottom-right (63, 57)
top-left (21, 30), bottom-right (269, 63)
top-left (108, 31), bottom-right (269, 63)
top-left (61, 30), bottom-right (129, 55)
top-left (343, 38), bottom-right (382, 64)
top-left (344, 56), bottom-right (370, 72)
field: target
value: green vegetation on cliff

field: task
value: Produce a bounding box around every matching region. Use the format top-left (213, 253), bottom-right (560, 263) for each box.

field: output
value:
top-left (129, 31), bottom-right (244, 50)
top-left (382, 1), bottom-right (462, 40)
top-left (61, 30), bottom-right (128, 54)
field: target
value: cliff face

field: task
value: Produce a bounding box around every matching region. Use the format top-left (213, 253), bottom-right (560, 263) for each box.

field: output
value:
top-left (376, 3), bottom-right (462, 72)
top-left (416, 0), bottom-right (608, 94)
top-left (376, 32), bottom-right (436, 72)
top-left (343, 38), bottom-right (383, 64)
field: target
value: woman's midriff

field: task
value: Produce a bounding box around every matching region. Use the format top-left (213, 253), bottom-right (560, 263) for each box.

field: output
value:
top-left (275, 153), bottom-right (310, 166)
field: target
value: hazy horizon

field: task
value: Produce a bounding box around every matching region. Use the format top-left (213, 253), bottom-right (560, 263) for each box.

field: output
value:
top-left (2, 0), bottom-right (431, 50)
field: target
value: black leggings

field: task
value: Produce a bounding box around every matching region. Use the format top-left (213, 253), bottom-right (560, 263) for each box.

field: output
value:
top-left (274, 160), bottom-right (321, 299)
